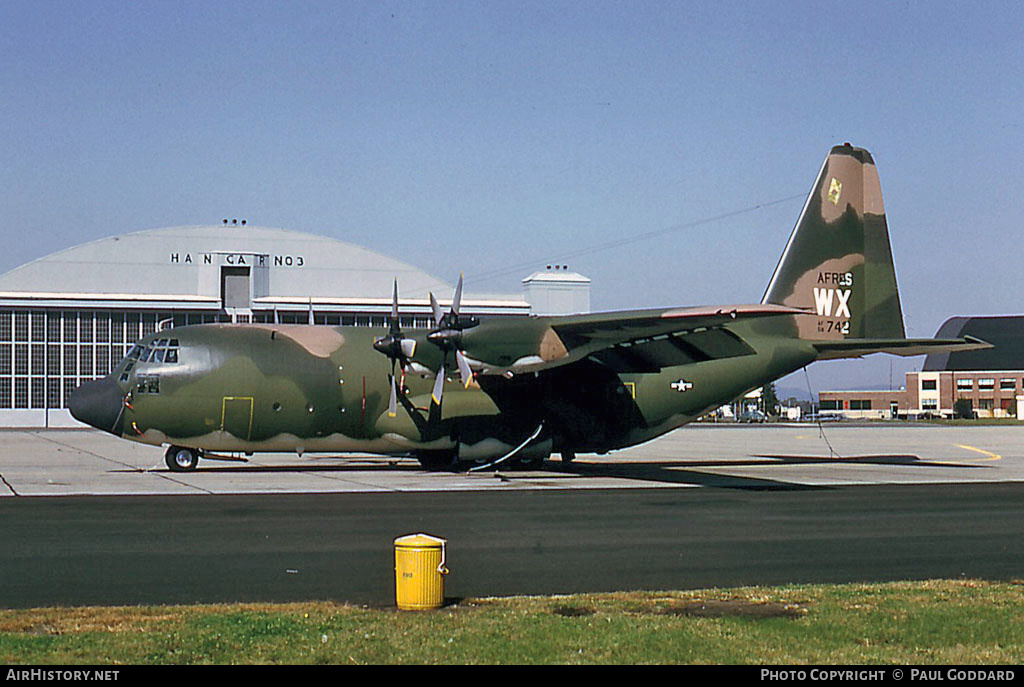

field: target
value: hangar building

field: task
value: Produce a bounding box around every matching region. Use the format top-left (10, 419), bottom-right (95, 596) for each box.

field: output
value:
top-left (0, 224), bottom-right (584, 427)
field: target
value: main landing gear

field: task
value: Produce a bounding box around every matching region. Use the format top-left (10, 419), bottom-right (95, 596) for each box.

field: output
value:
top-left (165, 445), bottom-right (201, 472)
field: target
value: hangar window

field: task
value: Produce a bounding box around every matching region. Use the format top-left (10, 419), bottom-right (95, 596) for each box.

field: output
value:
top-left (127, 313), bottom-right (140, 341)
top-left (921, 380), bottom-right (937, 391)
top-left (31, 378), bottom-right (44, 409)
top-left (95, 314), bottom-right (110, 343)
top-left (47, 380), bottom-right (60, 409)
top-left (79, 314), bottom-right (93, 343)
top-left (79, 346), bottom-right (94, 376)
top-left (63, 313), bottom-right (78, 342)
top-left (14, 378), bottom-right (27, 408)
top-left (315, 313), bottom-right (341, 326)
top-left (14, 312), bottom-right (28, 342)
top-left (978, 378), bottom-right (995, 390)
top-left (31, 312), bottom-right (45, 342)
top-left (92, 346), bottom-right (107, 376)
top-left (110, 313), bottom-right (125, 344)
top-left (849, 400), bottom-right (872, 410)
top-left (106, 347), bottom-right (120, 373)
top-left (956, 379), bottom-right (973, 391)
top-left (46, 313), bottom-right (60, 343)
top-left (819, 400), bottom-right (840, 410)
top-left (31, 344), bottom-right (44, 375)
top-left (62, 379), bottom-right (76, 408)
top-left (1000, 379), bottom-right (1017, 391)
top-left (14, 344), bottom-right (28, 375)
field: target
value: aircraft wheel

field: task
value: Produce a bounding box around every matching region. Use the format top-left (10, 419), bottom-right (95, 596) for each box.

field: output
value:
top-left (560, 450), bottom-right (576, 463)
top-left (513, 454), bottom-right (547, 470)
top-left (165, 446), bottom-right (200, 472)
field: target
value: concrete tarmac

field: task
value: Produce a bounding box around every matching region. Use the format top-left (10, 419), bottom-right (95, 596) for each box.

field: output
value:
top-left (2, 423), bottom-right (1023, 608)
top-left (1, 423), bottom-right (1022, 496)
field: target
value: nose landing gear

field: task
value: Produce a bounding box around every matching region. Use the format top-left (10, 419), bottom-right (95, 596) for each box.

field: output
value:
top-left (165, 445), bottom-right (201, 472)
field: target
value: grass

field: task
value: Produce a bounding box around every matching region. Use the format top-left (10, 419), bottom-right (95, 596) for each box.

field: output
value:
top-left (1, 580), bottom-right (1023, 664)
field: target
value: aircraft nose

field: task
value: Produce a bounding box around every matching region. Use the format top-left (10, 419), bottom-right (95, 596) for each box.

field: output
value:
top-left (68, 376), bottom-right (125, 436)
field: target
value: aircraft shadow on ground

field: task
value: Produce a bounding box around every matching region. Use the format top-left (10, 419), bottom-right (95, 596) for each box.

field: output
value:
top-left (546, 460), bottom-right (830, 491)
top-left (110, 452), bottom-right (986, 491)
top-left (543, 453), bottom-right (988, 491)
top-left (753, 454), bottom-right (986, 468)
top-left (112, 457), bottom-right (427, 475)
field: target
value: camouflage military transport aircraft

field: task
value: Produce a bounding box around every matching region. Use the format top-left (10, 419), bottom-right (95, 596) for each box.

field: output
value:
top-left (69, 145), bottom-right (985, 471)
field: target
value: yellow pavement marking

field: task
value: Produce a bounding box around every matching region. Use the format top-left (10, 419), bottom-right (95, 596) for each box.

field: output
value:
top-left (953, 444), bottom-right (1002, 462)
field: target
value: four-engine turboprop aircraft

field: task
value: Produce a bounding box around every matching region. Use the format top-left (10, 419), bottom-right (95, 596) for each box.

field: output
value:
top-left (69, 144), bottom-right (986, 471)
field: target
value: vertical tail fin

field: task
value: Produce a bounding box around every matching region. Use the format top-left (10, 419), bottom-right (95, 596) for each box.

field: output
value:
top-left (762, 144), bottom-right (905, 340)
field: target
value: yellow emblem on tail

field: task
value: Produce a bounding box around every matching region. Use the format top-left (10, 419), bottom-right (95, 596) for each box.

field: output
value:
top-left (827, 177), bottom-right (843, 205)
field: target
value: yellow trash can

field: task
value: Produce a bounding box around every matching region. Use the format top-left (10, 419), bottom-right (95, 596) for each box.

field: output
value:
top-left (394, 533), bottom-right (449, 610)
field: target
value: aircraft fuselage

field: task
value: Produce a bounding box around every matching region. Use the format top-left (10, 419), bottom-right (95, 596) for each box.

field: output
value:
top-left (71, 319), bottom-right (817, 463)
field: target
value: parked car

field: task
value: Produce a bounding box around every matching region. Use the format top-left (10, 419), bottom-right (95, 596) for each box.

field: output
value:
top-left (737, 410), bottom-right (768, 423)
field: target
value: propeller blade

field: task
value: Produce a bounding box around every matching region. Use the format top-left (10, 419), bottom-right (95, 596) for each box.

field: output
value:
top-left (390, 279), bottom-right (400, 334)
top-left (400, 338), bottom-right (417, 359)
top-left (429, 292), bottom-right (444, 327)
top-left (375, 278), bottom-right (410, 421)
top-left (456, 349), bottom-right (473, 388)
top-left (431, 363), bottom-right (446, 407)
top-left (452, 273), bottom-right (463, 316)
top-left (388, 374), bottom-right (398, 418)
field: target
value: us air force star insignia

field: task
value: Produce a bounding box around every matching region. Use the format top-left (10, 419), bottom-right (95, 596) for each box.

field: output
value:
top-left (827, 177), bottom-right (843, 205)
top-left (671, 379), bottom-right (693, 392)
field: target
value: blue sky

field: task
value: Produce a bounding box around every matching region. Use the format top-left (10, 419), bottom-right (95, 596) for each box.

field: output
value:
top-left (1, 1), bottom-right (1021, 391)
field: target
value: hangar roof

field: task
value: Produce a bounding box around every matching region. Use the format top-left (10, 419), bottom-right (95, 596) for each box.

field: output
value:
top-left (0, 225), bottom-right (525, 311)
top-left (924, 316), bottom-right (1024, 371)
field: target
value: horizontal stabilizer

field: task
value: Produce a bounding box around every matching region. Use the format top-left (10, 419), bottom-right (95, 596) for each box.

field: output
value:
top-left (812, 335), bottom-right (990, 360)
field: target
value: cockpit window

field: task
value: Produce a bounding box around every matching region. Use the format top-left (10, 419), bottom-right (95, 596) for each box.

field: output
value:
top-left (136, 374), bottom-right (160, 394)
top-left (139, 339), bottom-right (181, 366)
top-left (117, 339), bottom-right (181, 382)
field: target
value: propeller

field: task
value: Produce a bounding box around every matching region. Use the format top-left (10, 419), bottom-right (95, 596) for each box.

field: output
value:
top-left (372, 279), bottom-right (416, 418)
top-left (425, 274), bottom-right (479, 414)
top-left (371, 275), bottom-right (479, 424)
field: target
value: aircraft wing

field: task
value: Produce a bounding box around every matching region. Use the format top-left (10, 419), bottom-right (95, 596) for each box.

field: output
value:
top-left (554, 303), bottom-right (809, 373)
top-left (463, 306), bottom-right (989, 376)
top-left (464, 303), bottom-right (808, 375)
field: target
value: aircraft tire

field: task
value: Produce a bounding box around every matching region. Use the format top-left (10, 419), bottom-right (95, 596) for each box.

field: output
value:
top-left (165, 445), bottom-right (200, 472)
top-left (512, 454), bottom-right (547, 470)
top-left (560, 451), bottom-right (576, 463)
